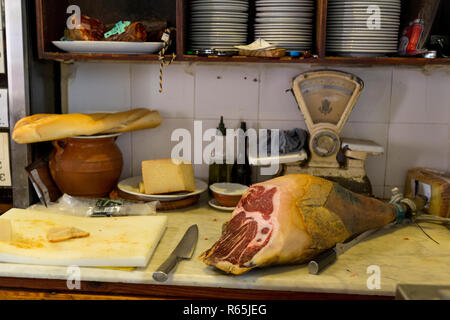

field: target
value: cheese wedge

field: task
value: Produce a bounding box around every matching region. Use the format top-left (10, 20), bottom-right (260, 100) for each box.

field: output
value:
top-left (405, 168), bottom-right (450, 218)
top-left (0, 219), bottom-right (12, 242)
top-left (142, 159), bottom-right (195, 194)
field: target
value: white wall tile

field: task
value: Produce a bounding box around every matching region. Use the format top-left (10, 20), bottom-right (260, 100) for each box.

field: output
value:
top-left (338, 67), bottom-right (393, 123)
top-left (390, 68), bottom-right (450, 124)
top-left (116, 133), bottom-right (132, 179)
top-left (341, 122), bottom-right (389, 187)
top-left (448, 124), bottom-right (450, 173)
top-left (131, 64), bottom-right (194, 119)
top-left (68, 62), bottom-right (131, 113)
top-left (372, 185), bottom-right (384, 199)
top-left (426, 70), bottom-right (450, 124)
top-left (259, 65), bottom-right (311, 121)
top-left (195, 64), bottom-right (260, 120)
top-left (258, 120), bottom-right (307, 131)
top-left (385, 123), bottom-right (448, 187)
top-left (131, 119), bottom-right (194, 177)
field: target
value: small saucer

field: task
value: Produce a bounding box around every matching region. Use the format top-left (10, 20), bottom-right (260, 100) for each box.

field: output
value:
top-left (208, 199), bottom-right (235, 212)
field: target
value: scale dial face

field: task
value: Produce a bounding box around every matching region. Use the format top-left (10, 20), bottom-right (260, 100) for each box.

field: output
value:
top-left (298, 76), bottom-right (358, 126)
top-left (311, 131), bottom-right (340, 157)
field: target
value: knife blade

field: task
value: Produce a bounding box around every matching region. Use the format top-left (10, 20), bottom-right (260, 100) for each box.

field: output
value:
top-left (308, 221), bottom-right (397, 275)
top-left (152, 224), bottom-right (198, 282)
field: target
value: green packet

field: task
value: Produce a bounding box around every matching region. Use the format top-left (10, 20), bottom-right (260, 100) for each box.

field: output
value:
top-left (91, 198), bottom-right (124, 217)
top-left (104, 21), bottom-right (131, 39)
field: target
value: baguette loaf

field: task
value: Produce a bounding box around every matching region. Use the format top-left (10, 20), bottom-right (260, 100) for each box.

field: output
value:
top-left (12, 108), bottom-right (162, 144)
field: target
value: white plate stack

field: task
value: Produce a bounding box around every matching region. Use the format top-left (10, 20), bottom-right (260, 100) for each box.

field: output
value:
top-left (254, 0), bottom-right (315, 51)
top-left (189, 0), bottom-right (249, 51)
top-left (327, 0), bottom-right (401, 57)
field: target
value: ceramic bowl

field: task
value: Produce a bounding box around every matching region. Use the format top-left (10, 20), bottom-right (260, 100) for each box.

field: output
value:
top-left (209, 183), bottom-right (248, 208)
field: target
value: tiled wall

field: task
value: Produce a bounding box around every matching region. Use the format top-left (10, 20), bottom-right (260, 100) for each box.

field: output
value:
top-left (67, 62), bottom-right (450, 199)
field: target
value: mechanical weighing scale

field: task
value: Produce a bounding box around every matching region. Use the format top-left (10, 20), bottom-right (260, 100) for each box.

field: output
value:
top-left (250, 70), bottom-right (384, 196)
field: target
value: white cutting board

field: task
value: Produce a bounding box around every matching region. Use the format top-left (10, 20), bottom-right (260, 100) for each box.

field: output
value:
top-left (0, 209), bottom-right (167, 267)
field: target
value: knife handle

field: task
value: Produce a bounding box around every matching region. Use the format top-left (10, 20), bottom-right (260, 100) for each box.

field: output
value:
top-left (153, 255), bottom-right (179, 282)
top-left (308, 249), bottom-right (337, 275)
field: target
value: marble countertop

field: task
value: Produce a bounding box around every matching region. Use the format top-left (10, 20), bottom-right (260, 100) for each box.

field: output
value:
top-left (0, 195), bottom-right (449, 297)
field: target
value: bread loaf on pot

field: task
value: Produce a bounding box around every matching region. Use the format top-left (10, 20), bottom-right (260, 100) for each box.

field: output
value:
top-left (12, 108), bottom-right (162, 144)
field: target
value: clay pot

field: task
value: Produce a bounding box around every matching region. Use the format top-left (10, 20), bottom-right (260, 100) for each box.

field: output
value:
top-left (49, 134), bottom-right (123, 197)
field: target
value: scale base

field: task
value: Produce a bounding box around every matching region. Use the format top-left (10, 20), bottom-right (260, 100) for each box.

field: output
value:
top-left (282, 165), bottom-right (373, 196)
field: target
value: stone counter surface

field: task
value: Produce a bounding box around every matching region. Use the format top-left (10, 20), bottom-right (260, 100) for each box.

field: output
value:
top-left (0, 198), bottom-right (449, 297)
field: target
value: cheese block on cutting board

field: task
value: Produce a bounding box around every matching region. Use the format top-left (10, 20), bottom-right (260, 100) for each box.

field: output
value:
top-left (0, 209), bottom-right (167, 267)
top-left (142, 159), bottom-right (195, 194)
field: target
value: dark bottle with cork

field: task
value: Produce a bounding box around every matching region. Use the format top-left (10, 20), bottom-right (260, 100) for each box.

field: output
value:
top-left (208, 117), bottom-right (233, 188)
top-left (231, 122), bottom-right (252, 186)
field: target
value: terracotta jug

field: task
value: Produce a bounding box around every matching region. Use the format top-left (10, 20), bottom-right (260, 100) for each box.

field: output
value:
top-left (49, 134), bottom-right (123, 197)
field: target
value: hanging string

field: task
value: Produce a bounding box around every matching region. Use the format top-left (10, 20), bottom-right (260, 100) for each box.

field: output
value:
top-left (158, 28), bottom-right (176, 93)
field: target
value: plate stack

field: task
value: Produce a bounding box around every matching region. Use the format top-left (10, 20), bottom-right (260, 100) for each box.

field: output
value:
top-left (254, 0), bottom-right (315, 51)
top-left (327, 0), bottom-right (401, 57)
top-left (189, 0), bottom-right (249, 51)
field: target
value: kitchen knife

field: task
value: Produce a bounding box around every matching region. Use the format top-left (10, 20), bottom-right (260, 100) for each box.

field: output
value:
top-left (153, 224), bottom-right (199, 282)
top-left (308, 222), bottom-right (397, 275)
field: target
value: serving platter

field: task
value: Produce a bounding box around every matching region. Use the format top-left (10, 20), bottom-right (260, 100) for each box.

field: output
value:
top-left (192, 6), bottom-right (249, 12)
top-left (53, 41), bottom-right (164, 54)
top-left (328, 47), bottom-right (398, 52)
top-left (326, 0), bottom-right (401, 57)
top-left (255, 24), bottom-right (313, 29)
top-left (256, 32), bottom-right (314, 37)
top-left (254, 0), bottom-right (315, 51)
top-left (189, 0), bottom-right (248, 50)
top-left (256, 6), bottom-right (315, 12)
top-left (208, 199), bottom-right (236, 212)
top-left (255, 17), bottom-right (313, 23)
top-left (191, 17), bottom-right (248, 23)
top-left (118, 176), bottom-right (208, 201)
top-left (256, 12), bottom-right (314, 18)
top-left (253, 0), bottom-right (315, 51)
top-left (72, 133), bottom-right (122, 139)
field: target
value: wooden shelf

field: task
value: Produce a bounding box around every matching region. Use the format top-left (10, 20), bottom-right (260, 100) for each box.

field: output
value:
top-left (323, 57), bottom-right (450, 66)
top-left (179, 55), bottom-right (450, 65)
top-left (35, 0), bottom-right (450, 66)
top-left (179, 54), bottom-right (318, 63)
top-left (39, 52), bottom-right (172, 63)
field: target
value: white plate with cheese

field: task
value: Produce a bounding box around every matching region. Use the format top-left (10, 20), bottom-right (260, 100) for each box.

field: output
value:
top-left (118, 176), bottom-right (208, 201)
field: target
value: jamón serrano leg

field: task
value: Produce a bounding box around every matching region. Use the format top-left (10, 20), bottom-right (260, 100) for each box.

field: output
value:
top-left (200, 174), bottom-right (398, 275)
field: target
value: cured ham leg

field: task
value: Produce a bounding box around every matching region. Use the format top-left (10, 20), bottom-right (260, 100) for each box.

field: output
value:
top-left (200, 174), bottom-right (401, 275)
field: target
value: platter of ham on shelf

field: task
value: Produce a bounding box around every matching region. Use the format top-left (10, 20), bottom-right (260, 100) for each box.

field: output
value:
top-left (53, 15), bottom-right (167, 54)
top-left (53, 41), bottom-right (164, 54)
